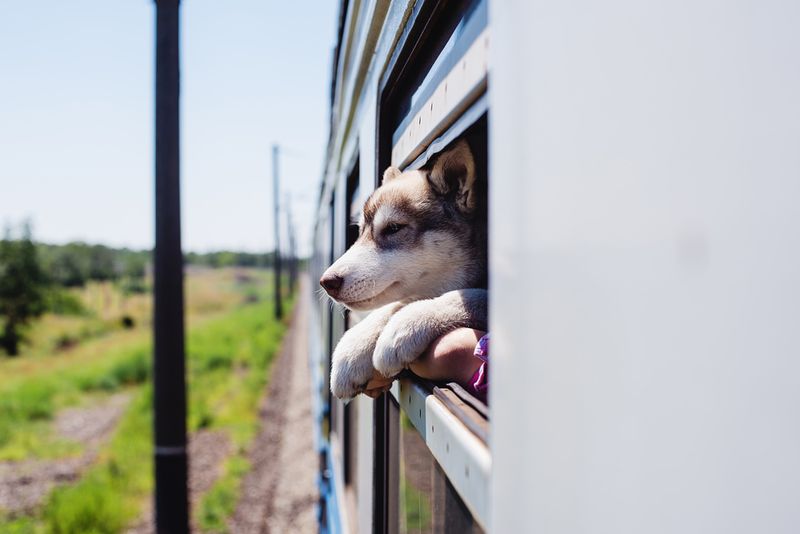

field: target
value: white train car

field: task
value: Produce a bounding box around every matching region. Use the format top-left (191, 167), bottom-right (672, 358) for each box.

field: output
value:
top-left (310, 1), bottom-right (800, 533)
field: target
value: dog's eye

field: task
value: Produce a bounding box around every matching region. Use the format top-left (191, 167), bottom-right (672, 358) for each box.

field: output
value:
top-left (382, 223), bottom-right (407, 236)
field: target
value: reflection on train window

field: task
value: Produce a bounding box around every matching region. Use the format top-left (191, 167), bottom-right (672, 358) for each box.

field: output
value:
top-left (399, 411), bottom-right (485, 534)
top-left (345, 156), bottom-right (360, 252)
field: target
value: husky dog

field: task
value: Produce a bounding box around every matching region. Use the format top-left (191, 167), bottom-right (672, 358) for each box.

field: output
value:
top-left (320, 140), bottom-right (488, 400)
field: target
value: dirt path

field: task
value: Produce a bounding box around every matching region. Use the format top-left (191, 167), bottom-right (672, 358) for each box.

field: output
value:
top-left (129, 276), bottom-right (318, 533)
top-left (125, 429), bottom-right (231, 534)
top-left (0, 392), bottom-right (131, 516)
top-left (230, 275), bottom-right (317, 534)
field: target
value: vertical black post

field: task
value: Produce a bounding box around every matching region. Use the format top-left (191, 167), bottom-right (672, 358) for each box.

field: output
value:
top-left (272, 144), bottom-right (283, 319)
top-left (153, 1), bottom-right (189, 533)
top-left (285, 193), bottom-right (297, 293)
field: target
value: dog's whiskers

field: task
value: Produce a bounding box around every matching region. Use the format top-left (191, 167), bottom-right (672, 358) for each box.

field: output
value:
top-left (315, 287), bottom-right (329, 303)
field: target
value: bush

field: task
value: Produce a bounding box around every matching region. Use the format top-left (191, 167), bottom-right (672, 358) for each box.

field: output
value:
top-left (44, 472), bottom-right (128, 534)
top-left (120, 277), bottom-right (148, 296)
top-left (0, 381), bottom-right (55, 421)
top-left (193, 402), bottom-right (215, 430)
top-left (108, 350), bottom-right (150, 385)
top-left (0, 419), bottom-right (11, 448)
top-left (54, 333), bottom-right (80, 351)
top-left (44, 289), bottom-right (86, 316)
top-left (74, 348), bottom-right (151, 393)
top-left (197, 352), bottom-right (234, 372)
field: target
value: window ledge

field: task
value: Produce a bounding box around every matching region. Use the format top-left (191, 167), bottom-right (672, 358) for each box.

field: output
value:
top-left (391, 378), bottom-right (491, 530)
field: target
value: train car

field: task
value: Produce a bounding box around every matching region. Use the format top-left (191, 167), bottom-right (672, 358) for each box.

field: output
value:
top-left (310, 0), bottom-right (800, 533)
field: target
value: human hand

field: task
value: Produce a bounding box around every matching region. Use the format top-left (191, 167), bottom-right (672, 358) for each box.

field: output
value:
top-left (362, 370), bottom-right (394, 398)
top-left (409, 328), bottom-right (485, 388)
top-left (362, 328), bottom-right (486, 398)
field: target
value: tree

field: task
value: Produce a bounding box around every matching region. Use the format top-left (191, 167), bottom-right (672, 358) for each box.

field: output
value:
top-left (0, 222), bottom-right (47, 356)
top-left (49, 243), bottom-right (90, 287)
top-left (88, 244), bottom-right (118, 281)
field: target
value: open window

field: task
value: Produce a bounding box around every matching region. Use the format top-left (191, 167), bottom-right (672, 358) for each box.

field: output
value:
top-left (376, 0), bottom-right (490, 531)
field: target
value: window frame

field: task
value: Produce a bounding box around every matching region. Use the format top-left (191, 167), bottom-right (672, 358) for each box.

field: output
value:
top-left (373, 0), bottom-right (491, 531)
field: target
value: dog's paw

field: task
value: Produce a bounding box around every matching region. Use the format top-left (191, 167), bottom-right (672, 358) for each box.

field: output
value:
top-left (372, 303), bottom-right (435, 378)
top-left (330, 329), bottom-right (377, 401)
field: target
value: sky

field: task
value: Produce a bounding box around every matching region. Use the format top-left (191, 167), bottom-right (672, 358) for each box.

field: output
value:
top-left (0, 0), bottom-right (338, 255)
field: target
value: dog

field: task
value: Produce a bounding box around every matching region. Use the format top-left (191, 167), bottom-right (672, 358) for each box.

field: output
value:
top-left (320, 140), bottom-right (488, 400)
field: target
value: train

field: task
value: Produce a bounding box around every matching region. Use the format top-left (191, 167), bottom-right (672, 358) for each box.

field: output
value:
top-left (309, 0), bottom-right (800, 533)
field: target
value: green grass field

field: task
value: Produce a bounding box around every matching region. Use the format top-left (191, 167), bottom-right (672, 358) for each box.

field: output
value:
top-left (0, 268), bottom-right (292, 533)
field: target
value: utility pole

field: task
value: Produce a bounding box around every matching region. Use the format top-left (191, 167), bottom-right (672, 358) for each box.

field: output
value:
top-left (285, 193), bottom-right (298, 293)
top-left (272, 144), bottom-right (283, 319)
top-left (153, 1), bottom-right (189, 533)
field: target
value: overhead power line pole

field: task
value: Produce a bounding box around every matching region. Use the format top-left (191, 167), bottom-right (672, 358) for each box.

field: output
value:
top-left (285, 192), bottom-right (298, 293)
top-left (272, 144), bottom-right (283, 319)
top-left (153, 1), bottom-right (189, 533)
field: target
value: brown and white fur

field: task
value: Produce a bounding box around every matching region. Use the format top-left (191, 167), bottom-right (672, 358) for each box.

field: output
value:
top-left (320, 140), bottom-right (487, 400)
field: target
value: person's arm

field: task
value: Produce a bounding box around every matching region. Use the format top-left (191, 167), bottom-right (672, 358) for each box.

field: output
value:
top-left (362, 328), bottom-right (486, 398)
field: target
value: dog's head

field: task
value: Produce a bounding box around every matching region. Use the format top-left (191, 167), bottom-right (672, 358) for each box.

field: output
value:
top-left (320, 140), bottom-right (485, 310)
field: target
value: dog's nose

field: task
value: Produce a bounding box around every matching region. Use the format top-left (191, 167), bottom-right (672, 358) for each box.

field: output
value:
top-left (320, 273), bottom-right (344, 295)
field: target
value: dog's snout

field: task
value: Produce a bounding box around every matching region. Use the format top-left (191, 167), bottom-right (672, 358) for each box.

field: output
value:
top-left (320, 273), bottom-right (344, 295)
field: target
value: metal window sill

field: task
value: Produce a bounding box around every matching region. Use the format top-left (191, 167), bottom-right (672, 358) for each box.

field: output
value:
top-left (390, 378), bottom-right (491, 530)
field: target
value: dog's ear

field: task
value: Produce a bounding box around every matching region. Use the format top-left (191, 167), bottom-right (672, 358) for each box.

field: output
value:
top-left (382, 166), bottom-right (402, 184)
top-left (427, 140), bottom-right (477, 213)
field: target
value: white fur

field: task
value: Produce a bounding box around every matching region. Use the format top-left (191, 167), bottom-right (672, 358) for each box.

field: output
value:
top-left (324, 222), bottom-right (473, 310)
top-left (372, 289), bottom-right (488, 377)
top-left (323, 141), bottom-right (486, 400)
top-left (329, 301), bottom-right (406, 400)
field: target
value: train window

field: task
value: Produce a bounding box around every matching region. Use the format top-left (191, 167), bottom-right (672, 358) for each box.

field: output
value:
top-left (316, 0), bottom-right (492, 531)
top-left (380, 0), bottom-right (488, 171)
top-left (376, 0), bottom-right (490, 531)
top-left (345, 156), bottom-right (361, 250)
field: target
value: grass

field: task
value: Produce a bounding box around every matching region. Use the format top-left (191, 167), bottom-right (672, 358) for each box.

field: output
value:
top-left (42, 388), bottom-right (152, 533)
top-left (0, 269), bottom-right (271, 461)
top-left (400, 465), bottom-right (433, 533)
top-left (191, 295), bottom-right (293, 533)
top-left (0, 420), bottom-right (81, 463)
top-left (0, 516), bottom-right (39, 534)
top-left (197, 455), bottom-right (250, 533)
top-left (0, 341), bottom-right (153, 461)
top-left (399, 412), bottom-right (432, 533)
top-left (0, 268), bottom-right (292, 533)
top-left (0, 380), bottom-right (64, 460)
top-left (38, 298), bottom-right (290, 534)
top-left (0, 381), bottom-right (57, 421)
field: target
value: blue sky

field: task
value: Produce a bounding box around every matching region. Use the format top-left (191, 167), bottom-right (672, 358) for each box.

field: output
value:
top-left (0, 0), bottom-right (338, 254)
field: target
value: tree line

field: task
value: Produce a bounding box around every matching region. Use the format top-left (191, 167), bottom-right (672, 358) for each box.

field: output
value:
top-left (37, 244), bottom-right (279, 288)
top-left (0, 222), bottom-right (281, 356)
